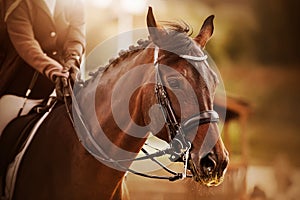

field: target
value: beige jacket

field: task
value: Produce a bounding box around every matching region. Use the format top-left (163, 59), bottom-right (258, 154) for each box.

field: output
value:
top-left (0, 0), bottom-right (85, 98)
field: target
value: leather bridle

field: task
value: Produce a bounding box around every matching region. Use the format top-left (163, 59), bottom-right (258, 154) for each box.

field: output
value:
top-left (152, 46), bottom-right (219, 178)
top-left (67, 45), bottom-right (220, 181)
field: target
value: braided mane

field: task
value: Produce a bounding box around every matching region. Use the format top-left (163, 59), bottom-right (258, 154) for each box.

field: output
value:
top-left (87, 39), bottom-right (151, 81)
top-left (83, 21), bottom-right (192, 86)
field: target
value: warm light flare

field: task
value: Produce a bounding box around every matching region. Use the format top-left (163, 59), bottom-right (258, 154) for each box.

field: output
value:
top-left (88, 0), bottom-right (146, 14)
top-left (89, 0), bottom-right (113, 8)
top-left (120, 0), bottom-right (146, 14)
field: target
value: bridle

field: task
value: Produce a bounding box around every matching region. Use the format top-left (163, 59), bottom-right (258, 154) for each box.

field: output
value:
top-left (152, 46), bottom-right (219, 178)
top-left (67, 45), bottom-right (220, 181)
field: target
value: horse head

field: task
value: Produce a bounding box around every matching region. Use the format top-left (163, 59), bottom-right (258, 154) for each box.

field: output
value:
top-left (143, 7), bottom-right (229, 186)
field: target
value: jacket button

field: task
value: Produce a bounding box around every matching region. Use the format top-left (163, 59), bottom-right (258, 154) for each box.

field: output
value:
top-left (52, 51), bottom-right (57, 55)
top-left (50, 32), bottom-right (56, 37)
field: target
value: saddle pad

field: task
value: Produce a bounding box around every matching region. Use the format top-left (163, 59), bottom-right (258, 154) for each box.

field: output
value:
top-left (0, 112), bottom-right (43, 176)
top-left (0, 101), bottom-right (56, 200)
top-left (4, 110), bottom-right (51, 200)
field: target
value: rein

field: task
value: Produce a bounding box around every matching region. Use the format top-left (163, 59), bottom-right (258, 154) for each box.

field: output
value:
top-left (65, 45), bottom-right (219, 181)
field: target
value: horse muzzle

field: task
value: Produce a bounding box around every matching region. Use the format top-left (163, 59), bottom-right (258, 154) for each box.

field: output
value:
top-left (188, 150), bottom-right (229, 186)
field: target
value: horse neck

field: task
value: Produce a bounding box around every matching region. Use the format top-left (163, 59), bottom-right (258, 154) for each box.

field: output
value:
top-left (78, 46), bottom-right (156, 159)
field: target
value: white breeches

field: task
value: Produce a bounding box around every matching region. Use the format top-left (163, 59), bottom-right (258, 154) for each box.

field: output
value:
top-left (0, 95), bottom-right (43, 136)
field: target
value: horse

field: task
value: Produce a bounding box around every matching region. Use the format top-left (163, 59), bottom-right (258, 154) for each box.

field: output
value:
top-left (7, 7), bottom-right (229, 200)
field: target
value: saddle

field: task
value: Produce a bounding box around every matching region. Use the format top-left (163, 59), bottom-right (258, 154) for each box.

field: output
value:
top-left (0, 97), bottom-right (56, 195)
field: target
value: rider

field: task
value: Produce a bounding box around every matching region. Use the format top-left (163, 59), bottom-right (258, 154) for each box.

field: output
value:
top-left (0, 0), bottom-right (86, 135)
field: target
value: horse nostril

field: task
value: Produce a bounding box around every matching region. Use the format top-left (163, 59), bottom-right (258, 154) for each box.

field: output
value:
top-left (200, 152), bottom-right (216, 175)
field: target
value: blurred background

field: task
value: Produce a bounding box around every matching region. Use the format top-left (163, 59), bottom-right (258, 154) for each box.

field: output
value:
top-left (83, 0), bottom-right (300, 199)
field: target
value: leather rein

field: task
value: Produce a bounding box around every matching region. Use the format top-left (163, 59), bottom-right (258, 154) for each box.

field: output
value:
top-left (65, 45), bottom-right (219, 181)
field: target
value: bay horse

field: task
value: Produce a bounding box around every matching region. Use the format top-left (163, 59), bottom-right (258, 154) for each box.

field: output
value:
top-left (9, 7), bottom-right (228, 200)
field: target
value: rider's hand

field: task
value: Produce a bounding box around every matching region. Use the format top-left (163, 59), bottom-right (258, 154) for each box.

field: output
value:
top-left (54, 76), bottom-right (69, 100)
top-left (54, 57), bottom-right (81, 100)
top-left (63, 58), bottom-right (80, 85)
top-left (43, 64), bottom-right (70, 100)
top-left (43, 64), bottom-right (69, 82)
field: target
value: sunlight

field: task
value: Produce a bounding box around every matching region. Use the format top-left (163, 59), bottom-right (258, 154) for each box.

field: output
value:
top-left (88, 0), bottom-right (146, 14)
top-left (120, 0), bottom-right (146, 14)
top-left (89, 0), bottom-right (113, 8)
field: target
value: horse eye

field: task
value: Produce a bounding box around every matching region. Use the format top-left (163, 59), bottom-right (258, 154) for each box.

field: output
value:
top-left (168, 79), bottom-right (180, 89)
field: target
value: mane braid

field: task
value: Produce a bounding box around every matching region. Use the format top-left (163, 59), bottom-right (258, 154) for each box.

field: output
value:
top-left (83, 39), bottom-right (151, 86)
top-left (83, 20), bottom-right (191, 87)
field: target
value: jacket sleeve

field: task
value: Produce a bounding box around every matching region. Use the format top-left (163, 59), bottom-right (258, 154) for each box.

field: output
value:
top-left (6, 2), bottom-right (63, 78)
top-left (63, 0), bottom-right (86, 65)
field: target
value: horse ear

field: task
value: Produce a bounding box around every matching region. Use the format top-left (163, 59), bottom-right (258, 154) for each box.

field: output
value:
top-left (194, 15), bottom-right (215, 48)
top-left (147, 6), bottom-right (167, 46)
